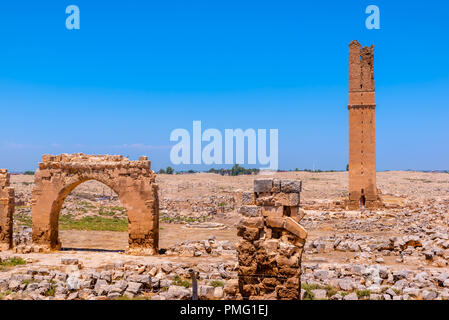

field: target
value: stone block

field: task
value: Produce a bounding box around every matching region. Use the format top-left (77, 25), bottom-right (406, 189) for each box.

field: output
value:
top-left (238, 217), bottom-right (264, 229)
top-left (254, 179), bottom-right (273, 193)
top-left (280, 180), bottom-right (302, 193)
top-left (273, 193), bottom-right (300, 206)
top-left (266, 217), bottom-right (284, 229)
top-left (261, 206), bottom-right (283, 218)
top-left (239, 205), bottom-right (262, 217)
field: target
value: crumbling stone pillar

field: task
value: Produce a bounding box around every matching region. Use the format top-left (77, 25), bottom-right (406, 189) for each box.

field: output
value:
top-left (237, 178), bottom-right (307, 300)
top-left (31, 154), bottom-right (159, 255)
top-left (0, 169), bottom-right (14, 251)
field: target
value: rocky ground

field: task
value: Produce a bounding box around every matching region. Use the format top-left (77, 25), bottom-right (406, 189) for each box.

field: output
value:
top-left (1, 171), bottom-right (449, 300)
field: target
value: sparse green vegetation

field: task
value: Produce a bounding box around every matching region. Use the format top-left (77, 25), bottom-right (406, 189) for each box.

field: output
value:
top-left (0, 257), bottom-right (26, 271)
top-left (23, 171), bottom-right (34, 175)
top-left (0, 290), bottom-right (12, 299)
top-left (301, 283), bottom-right (320, 300)
top-left (21, 279), bottom-right (34, 286)
top-left (59, 214), bottom-right (128, 232)
top-left (301, 283), bottom-right (347, 300)
top-left (160, 216), bottom-right (208, 224)
top-left (98, 206), bottom-right (125, 217)
top-left (78, 201), bottom-right (96, 209)
top-left (115, 295), bottom-right (151, 300)
top-left (356, 289), bottom-right (371, 299)
top-left (405, 178), bottom-right (432, 183)
top-left (392, 288), bottom-right (401, 295)
top-left (45, 284), bottom-right (56, 297)
top-left (172, 275), bottom-right (191, 288)
top-left (210, 280), bottom-right (225, 288)
top-left (14, 212), bottom-right (32, 227)
top-left (323, 284), bottom-right (338, 297)
top-left (22, 182), bottom-right (33, 186)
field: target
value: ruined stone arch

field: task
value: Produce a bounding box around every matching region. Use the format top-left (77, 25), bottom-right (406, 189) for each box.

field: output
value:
top-left (31, 153), bottom-right (159, 255)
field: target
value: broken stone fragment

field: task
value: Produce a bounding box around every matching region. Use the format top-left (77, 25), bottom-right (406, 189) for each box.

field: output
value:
top-left (289, 207), bottom-right (305, 223)
top-left (284, 217), bottom-right (307, 240)
top-left (234, 191), bottom-right (255, 206)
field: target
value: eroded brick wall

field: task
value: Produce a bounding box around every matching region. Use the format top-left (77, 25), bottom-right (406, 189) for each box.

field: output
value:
top-left (237, 178), bottom-right (307, 300)
top-left (348, 40), bottom-right (382, 209)
top-left (0, 169), bottom-right (14, 250)
top-left (31, 154), bottom-right (159, 254)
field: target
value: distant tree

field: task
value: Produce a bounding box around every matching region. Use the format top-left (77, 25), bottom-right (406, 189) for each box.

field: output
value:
top-left (166, 166), bottom-right (174, 174)
top-left (23, 171), bottom-right (35, 175)
top-left (158, 168), bottom-right (166, 174)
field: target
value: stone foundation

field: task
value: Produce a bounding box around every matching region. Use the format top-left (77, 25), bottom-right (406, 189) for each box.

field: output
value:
top-left (31, 154), bottom-right (159, 254)
top-left (237, 178), bottom-right (307, 300)
top-left (0, 169), bottom-right (14, 251)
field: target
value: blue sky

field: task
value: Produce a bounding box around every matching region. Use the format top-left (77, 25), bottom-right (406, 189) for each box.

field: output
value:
top-left (0, 1), bottom-right (448, 172)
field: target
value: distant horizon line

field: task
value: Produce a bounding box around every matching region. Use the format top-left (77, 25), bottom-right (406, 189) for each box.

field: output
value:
top-left (7, 168), bottom-right (449, 175)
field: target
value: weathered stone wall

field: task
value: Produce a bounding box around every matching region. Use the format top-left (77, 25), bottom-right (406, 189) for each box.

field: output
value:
top-left (237, 178), bottom-right (307, 300)
top-left (348, 40), bottom-right (382, 210)
top-left (31, 154), bottom-right (159, 254)
top-left (0, 169), bottom-right (14, 250)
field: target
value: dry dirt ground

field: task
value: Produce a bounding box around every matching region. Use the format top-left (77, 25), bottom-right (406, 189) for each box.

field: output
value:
top-left (11, 171), bottom-right (449, 252)
top-left (2, 171), bottom-right (449, 300)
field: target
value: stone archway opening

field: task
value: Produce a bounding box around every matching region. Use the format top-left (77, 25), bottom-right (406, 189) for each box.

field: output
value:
top-left (57, 180), bottom-right (129, 252)
top-left (31, 154), bottom-right (159, 255)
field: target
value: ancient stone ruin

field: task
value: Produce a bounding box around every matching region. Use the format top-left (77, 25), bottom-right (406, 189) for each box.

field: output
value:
top-left (347, 40), bottom-right (382, 210)
top-left (237, 178), bottom-right (307, 299)
top-left (0, 169), bottom-right (14, 251)
top-left (31, 154), bottom-right (159, 254)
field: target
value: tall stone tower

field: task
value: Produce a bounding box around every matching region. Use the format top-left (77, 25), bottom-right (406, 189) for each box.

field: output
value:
top-left (347, 40), bottom-right (381, 209)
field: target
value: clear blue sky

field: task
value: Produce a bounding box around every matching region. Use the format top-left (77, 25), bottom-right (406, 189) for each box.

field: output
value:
top-left (0, 1), bottom-right (448, 172)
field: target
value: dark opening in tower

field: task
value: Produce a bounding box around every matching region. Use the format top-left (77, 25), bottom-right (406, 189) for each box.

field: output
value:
top-left (359, 189), bottom-right (366, 208)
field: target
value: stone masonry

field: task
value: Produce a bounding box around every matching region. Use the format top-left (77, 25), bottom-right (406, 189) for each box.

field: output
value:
top-left (347, 40), bottom-right (382, 210)
top-left (31, 154), bottom-right (159, 255)
top-left (0, 169), bottom-right (14, 251)
top-left (237, 178), bottom-right (307, 299)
